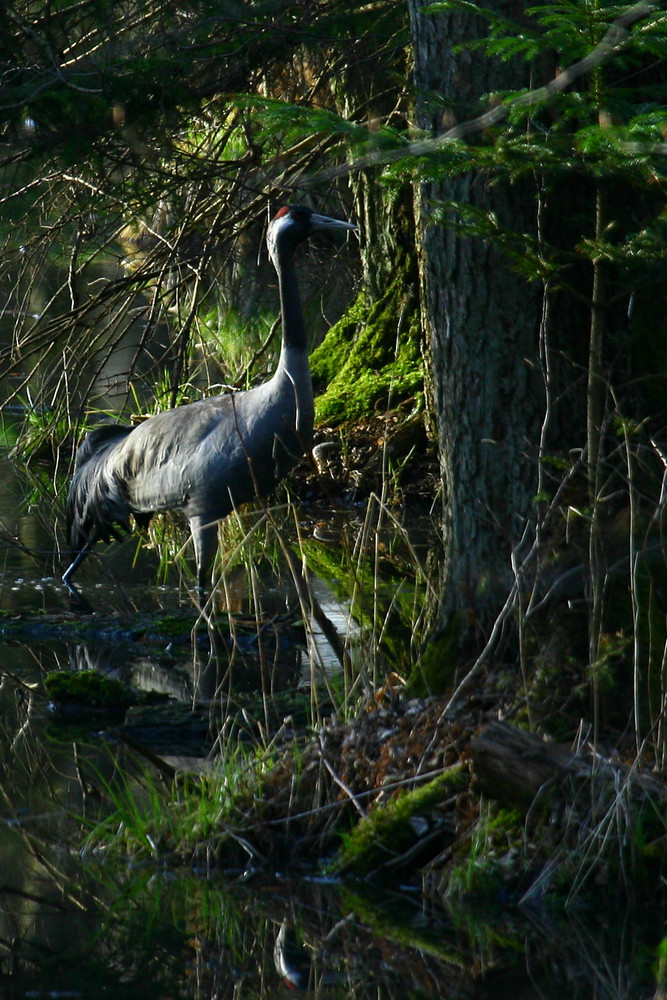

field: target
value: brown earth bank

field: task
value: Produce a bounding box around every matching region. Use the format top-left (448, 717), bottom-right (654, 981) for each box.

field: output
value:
top-left (229, 678), bottom-right (667, 912)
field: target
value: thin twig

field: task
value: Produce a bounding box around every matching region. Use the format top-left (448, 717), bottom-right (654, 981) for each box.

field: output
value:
top-left (320, 752), bottom-right (367, 818)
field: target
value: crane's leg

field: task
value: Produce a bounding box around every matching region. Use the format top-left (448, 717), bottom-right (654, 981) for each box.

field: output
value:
top-left (190, 517), bottom-right (219, 606)
top-left (62, 541), bottom-right (95, 613)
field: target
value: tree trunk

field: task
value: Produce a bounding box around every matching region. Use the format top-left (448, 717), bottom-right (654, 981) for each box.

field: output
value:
top-left (311, 34), bottom-right (424, 428)
top-left (408, 0), bottom-right (544, 648)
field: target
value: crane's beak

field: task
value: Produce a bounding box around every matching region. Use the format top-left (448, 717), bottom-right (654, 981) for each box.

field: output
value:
top-left (310, 213), bottom-right (357, 233)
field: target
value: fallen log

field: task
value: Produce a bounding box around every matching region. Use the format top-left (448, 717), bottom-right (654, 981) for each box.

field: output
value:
top-left (469, 720), bottom-right (666, 813)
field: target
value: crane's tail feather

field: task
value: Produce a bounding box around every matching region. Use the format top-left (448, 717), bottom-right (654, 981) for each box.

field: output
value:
top-left (66, 423), bottom-right (135, 553)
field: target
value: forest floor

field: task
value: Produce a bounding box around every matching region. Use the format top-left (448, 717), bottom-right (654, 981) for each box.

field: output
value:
top-left (307, 403), bottom-right (439, 506)
top-left (33, 406), bottom-right (667, 918)
top-left (273, 408), bottom-right (667, 914)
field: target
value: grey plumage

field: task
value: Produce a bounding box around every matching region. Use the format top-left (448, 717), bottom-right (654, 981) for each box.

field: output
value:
top-left (63, 204), bottom-right (356, 608)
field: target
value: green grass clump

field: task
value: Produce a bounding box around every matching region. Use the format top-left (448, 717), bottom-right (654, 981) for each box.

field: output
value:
top-left (81, 743), bottom-right (272, 868)
top-left (445, 805), bottom-right (524, 901)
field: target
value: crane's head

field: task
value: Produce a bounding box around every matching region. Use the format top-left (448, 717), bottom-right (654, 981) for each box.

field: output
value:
top-left (267, 204), bottom-right (356, 268)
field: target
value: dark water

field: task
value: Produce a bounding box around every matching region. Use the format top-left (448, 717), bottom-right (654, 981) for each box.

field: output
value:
top-left (0, 514), bottom-right (663, 997)
top-left (1, 728), bottom-right (663, 1000)
top-left (0, 637), bottom-right (661, 1000)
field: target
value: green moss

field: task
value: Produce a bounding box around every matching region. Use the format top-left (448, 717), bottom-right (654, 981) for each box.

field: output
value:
top-left (311, 258), bottom-right (423, 426)
top-left (45, 669), bottom-right (132, 709)
top-left (406, 615), bottom-right (463, 697)
top-left (332, 764), bottom-right (468, 876)
top-left (145, 614), bottom-right (196, 639)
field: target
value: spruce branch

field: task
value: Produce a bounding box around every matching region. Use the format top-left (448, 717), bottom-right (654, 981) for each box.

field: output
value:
top-left (311, 0), bottom-right (658, 184)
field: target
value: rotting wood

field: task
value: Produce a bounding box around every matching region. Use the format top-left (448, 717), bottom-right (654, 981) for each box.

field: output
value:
top-left (469, 720), bottom-right (667, 813)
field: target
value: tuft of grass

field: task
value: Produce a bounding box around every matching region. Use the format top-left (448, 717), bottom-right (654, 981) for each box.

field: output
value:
top-left (445, 803), bottom-right (524, 901)
top-left (81, 744), bottom-right (273, 868)
top-left (8, 403), bottom-right (75, 461)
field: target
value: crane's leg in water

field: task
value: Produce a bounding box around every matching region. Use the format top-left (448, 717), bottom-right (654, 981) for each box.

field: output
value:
top-left (190, 517), bottom-right (219, 607)
top-left (62, 541), bottom-right (96, 613)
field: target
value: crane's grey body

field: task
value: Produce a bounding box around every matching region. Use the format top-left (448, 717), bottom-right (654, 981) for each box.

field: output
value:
top-left (63, 205), bottom-right (355, 607)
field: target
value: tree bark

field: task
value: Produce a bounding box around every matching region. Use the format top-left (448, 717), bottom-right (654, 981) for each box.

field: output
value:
top-left (311, 28), bottom-right (424, 427)
top-left (470, 720), bottom-right (667, 812)
top-left (407, 0), bottom-right (544, 641)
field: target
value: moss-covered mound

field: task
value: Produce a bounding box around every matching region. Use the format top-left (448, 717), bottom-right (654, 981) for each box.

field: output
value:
top-left (45, 669), bottom-right (132, 709)
top-left (311, 253), bottom-right (423, 426)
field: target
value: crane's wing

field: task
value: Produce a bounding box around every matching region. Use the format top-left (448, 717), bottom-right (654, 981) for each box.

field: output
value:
top-left (111, 394), bottom-right (247, 517)
top-left (66, 377), bottom-right (309, 553)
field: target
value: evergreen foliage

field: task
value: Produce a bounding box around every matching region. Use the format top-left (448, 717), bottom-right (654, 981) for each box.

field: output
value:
top-left (404, 0), bottom-right (667, 299)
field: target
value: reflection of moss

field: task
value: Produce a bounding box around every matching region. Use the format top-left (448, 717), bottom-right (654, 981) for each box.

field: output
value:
top-left (301, 537), bottom-right (430, 670)
top-left (311, 255), bottom-right (423, 425)
top-left (339, 884), bottom-right (469, 966)
top-left (342, 881), bottom-right (526, 968)
top-left (332, 765), bottom-right (467, 875)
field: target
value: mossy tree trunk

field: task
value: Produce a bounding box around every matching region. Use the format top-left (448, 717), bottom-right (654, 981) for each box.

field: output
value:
top-left (312, 25), bottom-right (425, 428)
top-left (311, 177), bottom-right (424, 426)
top-left (408, 0), bottom-right (545, 654)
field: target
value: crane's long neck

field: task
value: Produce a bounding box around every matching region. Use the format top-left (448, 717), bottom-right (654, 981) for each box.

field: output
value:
top-left (276, 252), bottom-right (307, 354)
top-left (272, 243), bottom-right (314, 444)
